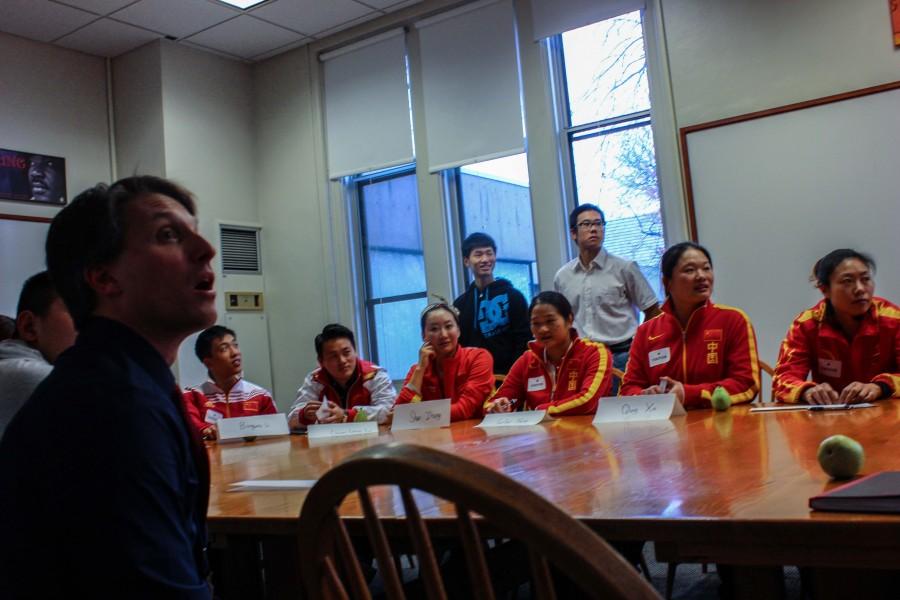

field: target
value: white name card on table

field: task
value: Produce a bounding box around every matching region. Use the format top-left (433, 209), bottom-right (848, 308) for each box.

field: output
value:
top-left (476, 410), bottom-right (552, 428)
top-left (307, 420), bottom-right (379, 440)
top-left (216, 413), bottom-right (290, 442)
top-left (392, 398), bottom-right (451, 431)
top-left (593, 394), bottom-right (686, 424)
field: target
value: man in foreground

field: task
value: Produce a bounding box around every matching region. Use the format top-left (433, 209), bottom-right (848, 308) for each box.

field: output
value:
top-left (0, 271), bottom-right (76, 438)
top-left (183, 324), bottom-right (277, 440)
top-left (0, 176), bottom-right (217, 598)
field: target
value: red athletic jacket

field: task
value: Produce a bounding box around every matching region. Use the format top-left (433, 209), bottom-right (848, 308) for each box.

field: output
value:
top-left (288, 359), bottom-right (396, 428)
top-left (621, 300), bottom-right (760, 409)
top-left (182, 378), bottom-right (276, 439)
top-left (396, 346), bottom-right (494, 421)
top-left (492, 330), bottom-right (612, 416)
top-left (773, 297), bottom-right (900, 403)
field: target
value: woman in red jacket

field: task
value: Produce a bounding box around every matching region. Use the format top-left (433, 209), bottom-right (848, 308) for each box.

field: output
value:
top-left (485, 291), bottom-right (612, 416)
top-left (773, 249), bottom-right (900, 404)
top-left (620, 242), bottom-right (760, 409)
top-left (395, 302), bottom-right (494, 421)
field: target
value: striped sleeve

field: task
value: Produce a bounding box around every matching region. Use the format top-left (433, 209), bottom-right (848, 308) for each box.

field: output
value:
top-left (871, 301), bottom-right (900, 398)
top-left (545, 342), bottom-right (612, 416)
top-left (395, 363), bottom-right (422, 405)
top-left (772, 310), bottom-right (818, 403)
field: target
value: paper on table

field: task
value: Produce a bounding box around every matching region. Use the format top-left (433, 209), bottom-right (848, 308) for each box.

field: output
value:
top-left (750, 402), bottom-right (875, 413)
top-left (593, 393), bottom-right (685, 424)
top-left (229, 480), bottom-right (317, 491)
top-left (476, 410), bottom-right (552, 428)
top-left (392, 398), bottom-right (451, 431)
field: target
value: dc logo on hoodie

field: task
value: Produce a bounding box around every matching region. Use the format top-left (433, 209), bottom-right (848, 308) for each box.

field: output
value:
top-left (477, 294), bottom-right (510, 338)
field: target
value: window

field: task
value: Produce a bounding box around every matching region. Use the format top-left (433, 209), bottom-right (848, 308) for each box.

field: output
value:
top-left (354, 166), bottom-right (426, 379)
top-left (556, 12), bottom-right (665, 299)
top-left (455, 154), bottom-right (539, 299)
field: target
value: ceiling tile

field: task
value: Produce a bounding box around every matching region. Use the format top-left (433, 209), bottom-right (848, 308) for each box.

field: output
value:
top-left (0, 0), bottom-right (97, 43)
top-left (379, 0), bottom-right (425, 13)
top-left (250, 0), bottom-right (372, 36)
top-left (53, 0), bottom-right (139, 16)
top-left (55, 17), bottom-right (161, 56)
top-left (184, 14), bottom-right (304, 59)
top-left (112, 0), bottom-right (237, 39)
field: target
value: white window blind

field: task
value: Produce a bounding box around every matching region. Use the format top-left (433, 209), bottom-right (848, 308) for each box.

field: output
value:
top-left (321, 29), bottom-right (414, 179)
top-left (416, 0), bottom-right (524, 173)
top-left (529, 0), bottom-right (644, 41)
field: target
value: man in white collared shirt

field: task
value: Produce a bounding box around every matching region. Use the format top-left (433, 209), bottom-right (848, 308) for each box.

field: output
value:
top-left (553, 204), bottom-right (661, 377)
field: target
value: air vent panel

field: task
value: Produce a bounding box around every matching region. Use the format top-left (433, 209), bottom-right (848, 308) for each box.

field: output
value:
top-left (220, 225), bottom-right (261, 274)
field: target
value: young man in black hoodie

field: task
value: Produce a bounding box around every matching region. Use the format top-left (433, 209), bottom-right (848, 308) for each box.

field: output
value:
top-left (453, 232), bottom-right (531, 375)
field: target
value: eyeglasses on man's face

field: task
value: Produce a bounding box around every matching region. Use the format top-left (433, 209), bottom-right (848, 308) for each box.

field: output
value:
top-left (576, 220), bottom-right (605, 230)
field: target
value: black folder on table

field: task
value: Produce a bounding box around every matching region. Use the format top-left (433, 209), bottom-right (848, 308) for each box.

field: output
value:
top-left (809, 472), bottom-right (900, 513)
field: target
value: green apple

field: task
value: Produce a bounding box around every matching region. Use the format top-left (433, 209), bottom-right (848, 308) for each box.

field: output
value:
top-left (817, 434), bottom-right (865, 479)
top-left (710, 386), bottom-right (732, 411)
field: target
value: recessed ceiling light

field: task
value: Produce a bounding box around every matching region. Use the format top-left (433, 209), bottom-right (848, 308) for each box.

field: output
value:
top-left (215, 0), bottom-right (269, 9)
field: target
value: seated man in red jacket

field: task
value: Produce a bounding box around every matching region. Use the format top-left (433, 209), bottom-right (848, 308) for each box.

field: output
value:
top-left (288, 323), bottom-right (396, 429)
top-left (183, 325), bottom-right (276, 440)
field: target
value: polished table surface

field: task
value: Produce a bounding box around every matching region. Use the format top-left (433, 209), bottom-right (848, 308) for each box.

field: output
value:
top-left (207, 401), bottom-right (900, 569)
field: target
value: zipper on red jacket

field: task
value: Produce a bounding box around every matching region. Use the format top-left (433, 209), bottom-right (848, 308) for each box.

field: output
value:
top-left (546, 342), bottom-right (576, 402)
top-left (677, 309), bottom-right (700, 385)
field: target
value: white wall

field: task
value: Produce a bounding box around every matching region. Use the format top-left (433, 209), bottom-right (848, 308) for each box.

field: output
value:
top-left (156, 41), bottom-right (272, 394)
top-left (0, 33), bottom-right (111, 219)
top-left (253, 46), bottom-right (334, 407)
top-left (112, 41), bottom-right (165, 178)
top-left (0, 33), bottom-right (111, 313)
top-left (663, 0), bottom-right (900, 127)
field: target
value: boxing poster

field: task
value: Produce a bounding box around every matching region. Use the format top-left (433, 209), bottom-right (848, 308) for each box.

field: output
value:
top-left (0, 148), bottom-right (67, 205)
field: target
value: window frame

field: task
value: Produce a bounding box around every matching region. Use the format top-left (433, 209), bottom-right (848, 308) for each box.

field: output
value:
top-left (349, 164), bottom-right (427, 368)
top-left (548, 14), bottom-right (659, 261)
top-left (451, 165), bottom-right (540, 299)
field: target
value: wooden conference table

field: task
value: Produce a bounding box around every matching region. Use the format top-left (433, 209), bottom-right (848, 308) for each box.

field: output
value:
top-left (207, 402), bottom-right (900, 598)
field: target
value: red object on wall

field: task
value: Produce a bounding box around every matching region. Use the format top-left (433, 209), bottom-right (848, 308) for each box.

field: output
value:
top-left (892, 0), bottom-right (900, 47)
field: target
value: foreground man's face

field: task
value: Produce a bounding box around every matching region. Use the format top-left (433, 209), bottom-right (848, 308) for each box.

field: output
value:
top-left (106, 193), bottom-right (217, 337)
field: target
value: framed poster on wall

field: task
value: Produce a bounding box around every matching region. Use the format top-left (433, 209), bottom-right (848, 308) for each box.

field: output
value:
top-left (0, 147), bottom-right (67, 205)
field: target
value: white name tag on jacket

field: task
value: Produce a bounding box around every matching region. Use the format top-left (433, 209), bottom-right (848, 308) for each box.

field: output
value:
top-left (593, 394), bottom-right (686, 424)
top-left (217, 413), bottom-right (290, 442)
top-left (477, 410), bottom-right (552, 428)
top-left (204, 409), bottom-right (224, 424)
top-left (526, 376), bottom-right (547, 392)
top-left (307, 420), bottom-right (379, 440)
top-left (392, 398), bottom-right (451, 431)
top-left (648, 347), bottom-right (671, 367)
top-left (818, 358), bottom-right (842, 378)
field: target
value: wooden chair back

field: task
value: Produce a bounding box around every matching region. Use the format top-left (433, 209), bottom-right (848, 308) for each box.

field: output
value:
top-left (758, 360), bottom-right (775, 403)
top-left (298, 442), bottom-right (660, 600)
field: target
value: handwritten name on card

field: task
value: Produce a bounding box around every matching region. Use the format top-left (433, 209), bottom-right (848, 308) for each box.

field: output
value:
top-left (593, 394), bottom-right (686, 424)
top-left (307, 420), bottom-right (379, 440)
top-left (477, 410), bottom-right (552, 428)
top-left (392, 398), bottom-right (451, 431)
top-left (217, 413), bottom-right (290, 442)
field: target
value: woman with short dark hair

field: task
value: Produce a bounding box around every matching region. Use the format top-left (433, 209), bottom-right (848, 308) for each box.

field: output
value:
top-left (620, 242), bottom-right (761, 409)
top-left (485, 291), bottom-right (612, 416)
top-left (773, 249), bottom-right (900, 404)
